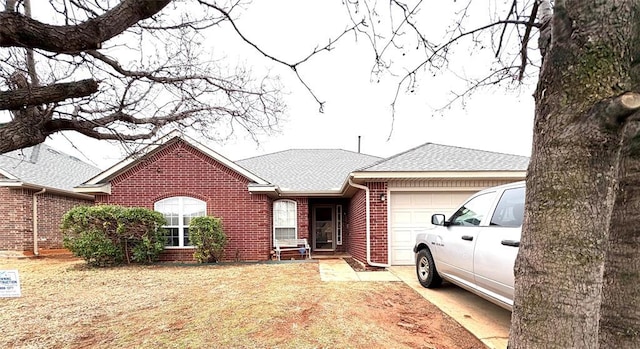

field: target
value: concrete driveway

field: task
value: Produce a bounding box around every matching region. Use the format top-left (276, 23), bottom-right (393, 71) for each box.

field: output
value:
top-left (389, 266), bottom-right (511, 349)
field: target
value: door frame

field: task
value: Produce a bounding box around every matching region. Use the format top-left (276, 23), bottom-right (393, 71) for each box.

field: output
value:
top-left (312, 205), bottom-right (335, 251)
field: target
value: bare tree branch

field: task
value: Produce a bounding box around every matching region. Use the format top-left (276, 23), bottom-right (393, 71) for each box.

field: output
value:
top-left (0, 0), bottom-right (172, 53)
top-left (518, 1), bottom-right (539, 80)
top-left (0, 79), bottom-right (98, 110)
top-left (199, 0), bottom-right (364, 112)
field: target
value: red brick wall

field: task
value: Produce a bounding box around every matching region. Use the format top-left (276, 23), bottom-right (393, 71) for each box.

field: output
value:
top-left (294, 198), bottom-right (309, 240)
top-left (36, 193), bottom-right (94, 250)
top-left (348, 189), bottom-right (366, 264)
top-left (96, 140), bottom-right (271, 262)
top-left (368, 182), bottom-right (388, 264)
top-left (0, 187), bottom-right (30, 251)
top-left (0, 187), bottom-right (93, 252)
top-left (347, 182), bottom-right (388, 265)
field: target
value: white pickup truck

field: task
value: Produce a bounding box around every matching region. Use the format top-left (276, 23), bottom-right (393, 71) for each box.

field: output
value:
top-left (413, 181), bottom-right (525, 311)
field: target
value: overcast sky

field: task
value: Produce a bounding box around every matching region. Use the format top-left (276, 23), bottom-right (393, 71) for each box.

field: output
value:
top-left (45, 0), bottom-right (535, 169)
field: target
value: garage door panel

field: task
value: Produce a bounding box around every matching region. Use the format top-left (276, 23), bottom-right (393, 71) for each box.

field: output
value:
top-left (391, 194), bottom-right (413, 207)
top-left (393, 210), bottom-right (431, 227)
top-left (391, 228), bottom-right (418, 244)
top-left (390, 191), bottom-right (474, 265)
top-left (413, 211), bottom-right (431, 225)
top-left (391, 247), bottom-right (416, 265)
top-left (411, 194), bottom-right (433, 206)
top-left (391, 211), bottom-right (413, 225)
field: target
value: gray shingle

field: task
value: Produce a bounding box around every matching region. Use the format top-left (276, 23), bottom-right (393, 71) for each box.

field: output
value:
top-left (0, 144), bottom-right (102, 191)
top-left (237, 149), bottom-right (382, 191)
top-left (362, 143), bottom-right (529, 172)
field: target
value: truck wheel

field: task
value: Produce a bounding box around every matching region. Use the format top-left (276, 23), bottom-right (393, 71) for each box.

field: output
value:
top-left (416, 248), bottom-right (442, 288)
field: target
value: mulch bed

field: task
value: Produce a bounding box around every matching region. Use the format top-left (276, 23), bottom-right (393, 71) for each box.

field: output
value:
top-left (343, 257), bottom-right (385, 271)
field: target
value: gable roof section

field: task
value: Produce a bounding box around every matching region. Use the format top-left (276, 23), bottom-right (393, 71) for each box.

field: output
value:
top-left (237, 149), bottom-right (382, 192)
top-left (78, 131), bottom-right (269, 193)
top-left (360, 143), bottom-right (529, 172)
top-left (0, 144), bottom-right (101, 192)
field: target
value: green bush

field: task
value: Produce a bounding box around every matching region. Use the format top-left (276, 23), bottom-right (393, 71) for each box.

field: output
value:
top-left (189, 216), bottom-right (227, 263)
top-left (62, 205), bottom-right (166, 267)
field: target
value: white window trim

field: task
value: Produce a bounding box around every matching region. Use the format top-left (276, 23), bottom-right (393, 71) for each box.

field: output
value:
top-left (273, 199), bottom-right (297, 243)
top-left (154, 196), bottom-right (206, 248)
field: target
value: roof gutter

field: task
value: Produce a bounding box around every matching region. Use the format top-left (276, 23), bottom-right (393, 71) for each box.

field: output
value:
top-left (272, 190), bottom-right (345, 197)
top-left (0, 181), bottom-right (94, 200)
top-left (350, 170), bottom-right (527, 180)
top-left (32, 188), bottom-right (46, 256)
top-left (348, 178), bottom-right (389, 268)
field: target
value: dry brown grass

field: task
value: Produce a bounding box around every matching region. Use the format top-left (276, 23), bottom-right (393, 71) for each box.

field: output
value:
top-left (0, 256), bottom-right (484, 349)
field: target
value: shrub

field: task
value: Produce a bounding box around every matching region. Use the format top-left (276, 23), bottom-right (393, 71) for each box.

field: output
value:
top-left (189, 216), bottom-right (227, 263)
top-left (62, 205), bottom-right (166, 267)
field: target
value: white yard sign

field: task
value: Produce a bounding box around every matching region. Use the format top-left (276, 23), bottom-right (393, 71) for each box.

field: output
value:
top-left (0, 270), bottom-right (21, 297)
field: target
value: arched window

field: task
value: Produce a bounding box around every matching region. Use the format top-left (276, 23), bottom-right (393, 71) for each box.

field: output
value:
top-left (273, 199), bottom-right (297, 242)
top-left (154, 197), bottom-right (206, 247)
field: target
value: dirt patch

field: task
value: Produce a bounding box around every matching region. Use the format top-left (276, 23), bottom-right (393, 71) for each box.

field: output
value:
top-left (0, 257), bottom-right (484, 349)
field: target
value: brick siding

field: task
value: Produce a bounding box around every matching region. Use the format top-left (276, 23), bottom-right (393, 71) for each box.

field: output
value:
top-left (347, 182), bottom-right (388, 266)
top-left (348, 189), bottom-right (367, 264)
top-left (368, 182), bottom-right (388, 264)
top-left (0, 187), bottom-right (93, 252)
top-left (96, 139), bottom-right (271, 262)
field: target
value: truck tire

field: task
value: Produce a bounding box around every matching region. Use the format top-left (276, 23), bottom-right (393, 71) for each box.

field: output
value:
top-left (416, 248), bottom-right (442, 288)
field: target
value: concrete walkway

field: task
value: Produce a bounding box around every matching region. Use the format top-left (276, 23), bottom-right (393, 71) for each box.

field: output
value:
top-left (317, 258), bottom-right (401, 282)
top-left (317, 259), bottom-right (510, 349)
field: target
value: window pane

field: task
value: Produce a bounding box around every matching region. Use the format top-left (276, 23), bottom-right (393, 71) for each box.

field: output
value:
top-left (164, 228), bottom-right (180, 247)
top-left (274, 200), bottom-right (296, 227)
top-left (450, 192), bottom-right (496, 226)
top-left (183, 198), bottom-right (206, 216)
top-left (156, 198), bottom-right (179, 226)
top-left (155, 197), bottom-right (206, 247)
top-left (275, 227), bottom-right (296, 240)
top-left (166, 214), bottom-right (179, 226)
top-left (183, 228), bottom-right (192, 246)
top-left (490, 187), bottom-right (526, 227)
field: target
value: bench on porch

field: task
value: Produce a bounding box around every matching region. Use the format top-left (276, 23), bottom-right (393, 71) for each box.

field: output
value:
top-left (274, 239), bottom-right (311, 261)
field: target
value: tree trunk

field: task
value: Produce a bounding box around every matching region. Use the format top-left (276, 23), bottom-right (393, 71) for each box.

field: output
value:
top-left (599, 122), bottom-right (640, 348)
top-left (509, 1), bottom-right (640, 348)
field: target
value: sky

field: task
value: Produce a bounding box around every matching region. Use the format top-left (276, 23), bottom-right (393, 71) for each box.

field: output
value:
top-left (44, 0), bottom-right (536, 170)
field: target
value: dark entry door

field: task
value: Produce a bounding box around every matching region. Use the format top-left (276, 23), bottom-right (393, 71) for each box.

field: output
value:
top-left (313, 206), bottom-right (335, 251)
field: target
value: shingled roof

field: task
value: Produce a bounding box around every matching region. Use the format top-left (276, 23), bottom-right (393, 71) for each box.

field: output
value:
top-left (237, 149), bottom-right (382, 191)
top-left (360, 143), bottom-right (529, 172)
top-left (0, 144), bottom-right (102, 191)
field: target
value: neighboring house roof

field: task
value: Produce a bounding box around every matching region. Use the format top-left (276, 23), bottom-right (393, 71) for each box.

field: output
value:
top-left (360, 143), bottom-right (529, 172)
top-left (237, 149), bottom-right (383, 192)
top-left (0, 144), bottom-right (101, 192)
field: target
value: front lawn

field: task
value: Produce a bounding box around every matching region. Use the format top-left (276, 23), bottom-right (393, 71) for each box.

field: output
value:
top-left (0, 257), bottom-right (483, 349)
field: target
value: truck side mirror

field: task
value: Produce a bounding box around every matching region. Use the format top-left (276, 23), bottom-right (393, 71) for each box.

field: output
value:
top-left (431, 214), bottom-right (446, 226)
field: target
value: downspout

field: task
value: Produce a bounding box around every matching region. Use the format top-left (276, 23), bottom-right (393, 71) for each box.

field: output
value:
top-left (33, 188), bottom-right (46, 256)
top-left (348, 178), bottom-right (389, 268)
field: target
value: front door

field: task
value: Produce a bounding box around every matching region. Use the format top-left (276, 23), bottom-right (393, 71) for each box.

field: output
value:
top-left (313, 206), bottom-right (335, 251)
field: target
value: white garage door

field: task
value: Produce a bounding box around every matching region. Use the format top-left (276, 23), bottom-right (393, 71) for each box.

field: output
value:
top-left (389, 191), bottom-right (474, 265)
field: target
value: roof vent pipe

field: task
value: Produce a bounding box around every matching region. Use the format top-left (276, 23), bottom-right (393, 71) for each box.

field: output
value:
top-left (357, 136), bottom-right (361, 153)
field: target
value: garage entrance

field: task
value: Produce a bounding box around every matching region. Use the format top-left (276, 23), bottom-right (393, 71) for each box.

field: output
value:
top-left (389, 191), bottom-right (474, 265)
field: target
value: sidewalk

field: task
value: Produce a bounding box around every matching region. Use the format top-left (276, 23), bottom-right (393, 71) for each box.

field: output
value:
top-left (317, 258), bottom-right (400, 282)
